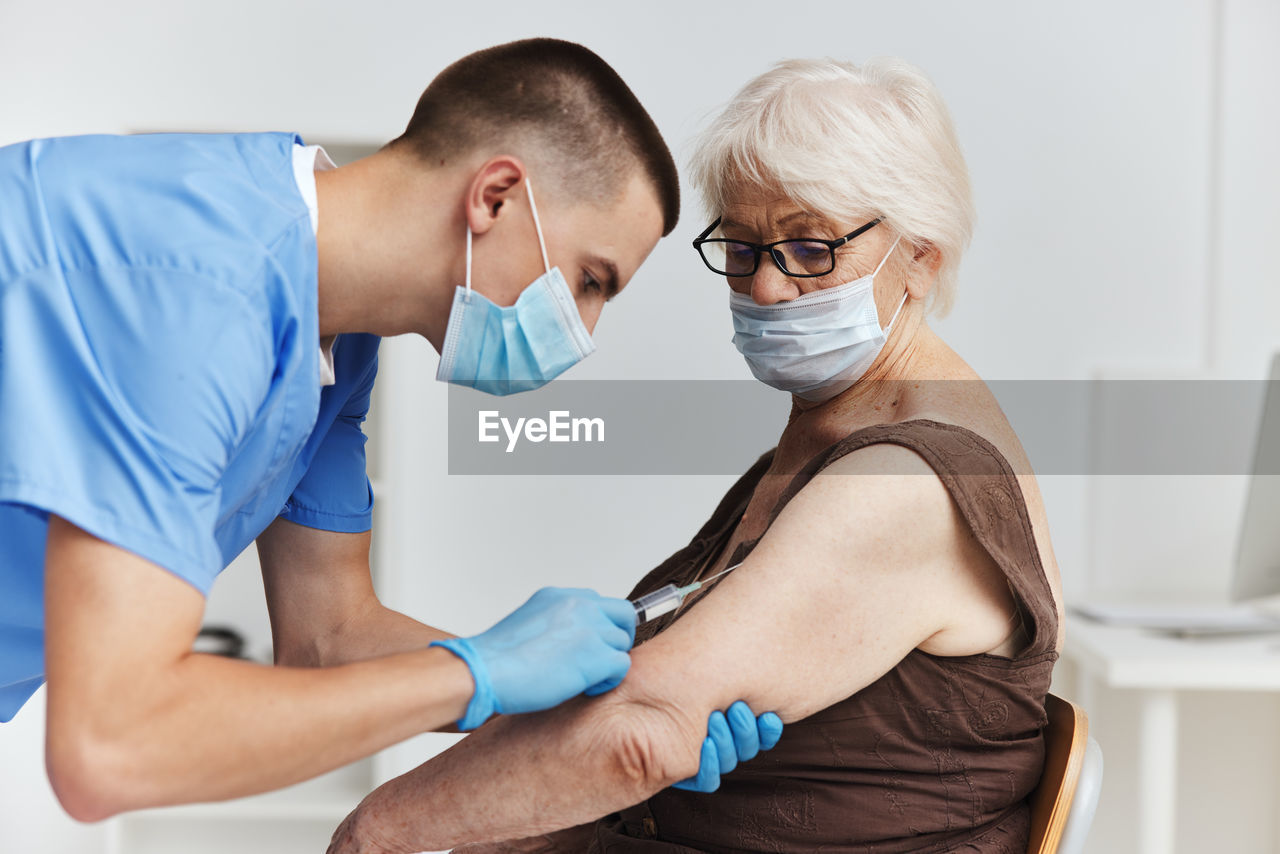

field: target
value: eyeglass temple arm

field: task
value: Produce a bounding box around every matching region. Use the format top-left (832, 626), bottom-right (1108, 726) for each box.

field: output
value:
top-left (692, 217), bottom-right (722, 245)
top-left (830, 217), bottom-right (883, 248)
top-left (695, 216), bottom-right (882, 248)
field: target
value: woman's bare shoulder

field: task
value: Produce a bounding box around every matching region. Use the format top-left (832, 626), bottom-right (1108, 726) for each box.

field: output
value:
top-left (892, 371), bottom-right (1065, 652)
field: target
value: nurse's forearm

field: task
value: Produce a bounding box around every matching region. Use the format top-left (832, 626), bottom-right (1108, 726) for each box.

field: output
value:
top-left (46, 646), bottom-right (473, 821)
top-left (258, 522), bottom-right (454, 667)
top-left (318, 601), bottom-right (455, 666)
top-left (44, 515), bottom-right (478, 821)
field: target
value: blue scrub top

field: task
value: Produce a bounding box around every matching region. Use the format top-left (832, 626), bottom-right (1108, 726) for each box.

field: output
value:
top-left (0, 132), bottom-right (381, 722)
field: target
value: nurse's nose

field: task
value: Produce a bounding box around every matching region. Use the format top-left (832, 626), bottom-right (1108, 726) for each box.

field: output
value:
top-left (748, 255), bottom-right (801, 306)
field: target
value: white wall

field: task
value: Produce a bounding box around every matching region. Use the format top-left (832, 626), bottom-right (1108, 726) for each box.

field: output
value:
top-left (1, 1), bottom-right (1276, 851)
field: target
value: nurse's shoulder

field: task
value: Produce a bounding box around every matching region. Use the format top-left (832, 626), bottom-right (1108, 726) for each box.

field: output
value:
top-left (21, 133), bottom-right (312, 298)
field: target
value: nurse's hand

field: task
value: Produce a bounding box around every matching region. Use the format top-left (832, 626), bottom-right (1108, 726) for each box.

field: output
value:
top-left (430, 587), bottom-right (636, 730)
top-left (672, 701), bottom-right (784, 792)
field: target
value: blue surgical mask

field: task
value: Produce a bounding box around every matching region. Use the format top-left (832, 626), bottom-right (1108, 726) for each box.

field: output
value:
top-left (436, 178), bottom-right (596, 396)
top-left (730, 236), bottom-right (905, 403)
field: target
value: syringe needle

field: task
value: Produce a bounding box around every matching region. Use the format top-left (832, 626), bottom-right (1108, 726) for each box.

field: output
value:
top-left (633, 563), bottom-right (748, 625)
top-left (696, 561), bottom-right (744, 588)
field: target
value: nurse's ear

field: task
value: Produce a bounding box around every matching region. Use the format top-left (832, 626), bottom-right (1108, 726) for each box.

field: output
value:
top-left (465, 156), bottom-right (527, 235)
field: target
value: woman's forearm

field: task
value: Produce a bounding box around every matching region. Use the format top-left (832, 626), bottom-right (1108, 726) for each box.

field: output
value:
top-left (452, 824), bottom-right (599, 853)
top-left (330, 689), bottom-right (702, 854)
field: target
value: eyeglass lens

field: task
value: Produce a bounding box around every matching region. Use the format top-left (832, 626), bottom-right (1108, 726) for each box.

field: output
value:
top-left (702, 239), bottom-right (835, 277)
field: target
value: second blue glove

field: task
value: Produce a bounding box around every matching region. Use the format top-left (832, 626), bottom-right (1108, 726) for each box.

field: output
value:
top-left (673, 701), bottom-right (784, 792)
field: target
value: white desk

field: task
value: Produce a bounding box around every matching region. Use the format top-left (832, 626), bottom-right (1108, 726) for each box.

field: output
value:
top-left (1063, 618), bottom-right (1280, 854)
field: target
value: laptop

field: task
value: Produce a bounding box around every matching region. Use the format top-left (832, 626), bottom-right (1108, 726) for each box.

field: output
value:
top-left (1072, 353), bottom-right (1280, 637)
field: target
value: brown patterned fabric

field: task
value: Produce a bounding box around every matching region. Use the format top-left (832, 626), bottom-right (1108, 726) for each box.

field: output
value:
top-left (590, 420), bottom-right (1059, 853)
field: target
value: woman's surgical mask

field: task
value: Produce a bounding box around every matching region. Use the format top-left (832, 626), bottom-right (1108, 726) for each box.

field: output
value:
top-left (729, 236), bottom-right (905, 403)
top-left (436, 178), bottom-right (596, 396)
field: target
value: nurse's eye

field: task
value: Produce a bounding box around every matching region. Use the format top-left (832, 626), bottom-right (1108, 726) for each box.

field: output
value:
top-left (583, 271), bottom-right (603, 295)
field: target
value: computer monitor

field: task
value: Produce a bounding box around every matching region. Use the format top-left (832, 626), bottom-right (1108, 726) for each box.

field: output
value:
top-left (1231, 352), bottom-right (1280, 603)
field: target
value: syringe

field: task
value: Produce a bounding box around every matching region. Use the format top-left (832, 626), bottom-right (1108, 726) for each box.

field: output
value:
top-left (631, 562), bottom-right (743, 624)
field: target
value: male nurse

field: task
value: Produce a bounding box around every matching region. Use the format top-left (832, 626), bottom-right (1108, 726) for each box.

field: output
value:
top-left (0, 38), bottom-right (779, 821)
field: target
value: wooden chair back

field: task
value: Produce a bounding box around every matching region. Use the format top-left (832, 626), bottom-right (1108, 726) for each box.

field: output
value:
top-left (1026, 693), bottom-right (1089, 854)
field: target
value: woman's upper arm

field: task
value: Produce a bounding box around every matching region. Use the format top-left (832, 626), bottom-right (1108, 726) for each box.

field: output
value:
top-left (322, 445), bottom-right (1000, 850)
top-left (623, 444), bottom-right (969, 724)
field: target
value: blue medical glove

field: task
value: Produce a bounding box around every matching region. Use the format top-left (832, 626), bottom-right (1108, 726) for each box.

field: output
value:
top-left (431, 587), bottom-right (636, 731)
top-left (672, 701), bottom-right (784, 792)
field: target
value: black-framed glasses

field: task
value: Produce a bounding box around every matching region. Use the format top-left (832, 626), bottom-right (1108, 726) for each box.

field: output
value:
top-left (692, 217), bottom-right (882, 278)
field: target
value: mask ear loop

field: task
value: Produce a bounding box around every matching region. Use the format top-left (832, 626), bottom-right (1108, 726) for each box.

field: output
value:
top-left (524, 178), bottom-right (552, 274)
top-left (872, 235), bottom-right (901, 278)
top-left (463, 224), bottom-right (474, 304)
top-left (463, 178), bottom-right (549, 306)
top-left (876, 235), bottom-right (911, 335)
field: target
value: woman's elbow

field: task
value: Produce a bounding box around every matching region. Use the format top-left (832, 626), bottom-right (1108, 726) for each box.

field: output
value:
top-left (596, 691), bottom-right (704, 794)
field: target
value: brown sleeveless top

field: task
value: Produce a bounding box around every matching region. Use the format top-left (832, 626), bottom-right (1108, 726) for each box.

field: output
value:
top-left (589, 420), bottom-right (1059, 854)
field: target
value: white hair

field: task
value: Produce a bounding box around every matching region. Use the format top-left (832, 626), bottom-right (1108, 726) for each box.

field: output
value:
top-left (690, 57), bottom-right (975, 315)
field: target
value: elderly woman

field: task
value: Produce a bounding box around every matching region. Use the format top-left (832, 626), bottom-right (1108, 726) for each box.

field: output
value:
top-left (332, 57), bottom-right (1063, 854)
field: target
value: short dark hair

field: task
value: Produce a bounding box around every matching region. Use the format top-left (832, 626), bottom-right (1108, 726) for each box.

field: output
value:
top-left (392, 38), bottom-right (679, 236)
